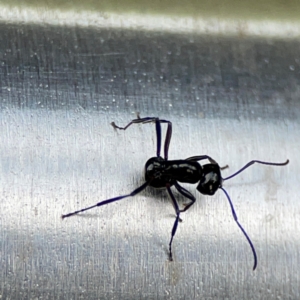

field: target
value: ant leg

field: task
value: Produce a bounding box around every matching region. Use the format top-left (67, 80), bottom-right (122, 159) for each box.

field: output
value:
top-left (111, 116), bottom-right (159, 131)
top-left (111, 116), bottom-right (161, 156)
top-left (220, 165), bottom-right (229, 170)
top-left (186, 155), bottom-right (229, 169)
top-left (174, 182), bottom-right (196, 213)
top-left (220, 187), bottom-right (257, 270)
top-left (145, 118), bottom-right (172, 160)
top-left (155, 118), bottom-right (162, 158)
top-left (223, 159), bottom-right (289, 181)
top-left (62, 181), bottom-right (150, 219)
top-left (163, 120), bottom-right (172, 160)
top-left (166, 185), bottom-right (181, 261)
top-left (143, 118), bottom-right (171, 158)
top-left (186, 155), bottom-right (218, 164)
top-left (111, 116), bottom-right (172, 158)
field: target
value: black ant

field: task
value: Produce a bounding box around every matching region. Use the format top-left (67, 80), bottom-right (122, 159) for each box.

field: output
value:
top-left (62, 116), bottom-right (289, 270)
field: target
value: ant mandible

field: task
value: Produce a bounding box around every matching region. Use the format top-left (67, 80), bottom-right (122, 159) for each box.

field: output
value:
top-left (62, 115), bottom-right (289, 270)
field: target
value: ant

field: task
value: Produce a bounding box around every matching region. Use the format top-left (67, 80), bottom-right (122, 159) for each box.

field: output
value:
top-left (62, 115), bottom-right (289, 270)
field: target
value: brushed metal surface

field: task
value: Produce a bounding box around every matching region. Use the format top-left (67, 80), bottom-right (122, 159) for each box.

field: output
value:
top-left (0, 23), bottom-right (299, 299)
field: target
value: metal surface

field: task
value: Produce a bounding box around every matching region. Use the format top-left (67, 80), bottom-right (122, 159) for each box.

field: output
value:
top-left (0, 22), bottom-right (299, 299)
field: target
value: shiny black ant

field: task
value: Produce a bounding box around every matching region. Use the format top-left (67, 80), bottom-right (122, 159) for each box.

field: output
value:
top-left (62, 116), bottom-right (289, 270)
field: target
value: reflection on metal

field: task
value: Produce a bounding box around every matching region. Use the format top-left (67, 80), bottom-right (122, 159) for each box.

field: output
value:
top-left (0, 21), bottom-right (298, 299)
top-left (1, 5), bottom-right (300, 38)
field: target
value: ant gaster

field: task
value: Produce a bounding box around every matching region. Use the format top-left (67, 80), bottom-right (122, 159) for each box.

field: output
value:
top-left (62, 115), bottom-right (289, 270)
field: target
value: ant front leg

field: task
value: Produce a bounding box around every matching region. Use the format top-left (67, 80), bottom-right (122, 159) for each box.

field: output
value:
top-left (174, 182), bottom-right (196, 213)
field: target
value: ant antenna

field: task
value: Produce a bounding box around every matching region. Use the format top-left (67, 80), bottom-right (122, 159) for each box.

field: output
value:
top-left (223, 159), bottom-right (289, 181)
top-left (220, 187), bottom-right (257, 270)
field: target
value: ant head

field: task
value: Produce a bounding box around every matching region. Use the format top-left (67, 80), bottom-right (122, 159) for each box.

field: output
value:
top-left (196, 164), bottom-right (223, 195)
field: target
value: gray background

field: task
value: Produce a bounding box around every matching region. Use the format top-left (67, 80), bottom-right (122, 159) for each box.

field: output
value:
top-left (0, 22), bottom-right (299, 299)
